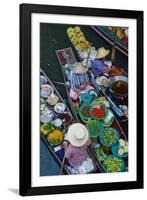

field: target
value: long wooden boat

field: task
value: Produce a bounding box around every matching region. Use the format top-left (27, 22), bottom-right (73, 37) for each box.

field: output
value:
top-left (40, 69), bottom-right (104, 175)
top-left (91, 26), bottom-right (128, 56)
top-left (56, 47), bottom-right (128, 173)
top-left (65, 26), bottom-right (128, 117)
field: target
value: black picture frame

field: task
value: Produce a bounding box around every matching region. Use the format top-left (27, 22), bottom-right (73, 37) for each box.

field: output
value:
top-left (19, 3), bottom-right (144, 196)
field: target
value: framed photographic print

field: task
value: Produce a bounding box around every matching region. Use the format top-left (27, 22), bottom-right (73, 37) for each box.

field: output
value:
top-left (19, 3), bottom-right (144, 196)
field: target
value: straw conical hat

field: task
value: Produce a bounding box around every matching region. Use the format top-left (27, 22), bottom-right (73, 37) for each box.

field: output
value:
top-left (67, 123), bottom-right (89, 147)
top-left (72, 63), bottom-right (88, 74)
top-left (96, 47), bottom-right (110, 59)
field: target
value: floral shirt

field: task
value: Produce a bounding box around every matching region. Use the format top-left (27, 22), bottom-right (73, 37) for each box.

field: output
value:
top-left (65, 138), bottom-right (91, 167)
top-left (92, 59), bottom-right (109, 78)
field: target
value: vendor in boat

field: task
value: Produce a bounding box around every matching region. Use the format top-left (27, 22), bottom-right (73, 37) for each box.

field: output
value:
top-left (92, 47), bottom-right (112, 78)
top-left (62, 123), bottom-right (93, 173)
top-left (69, 63), bottom-right (94, 100)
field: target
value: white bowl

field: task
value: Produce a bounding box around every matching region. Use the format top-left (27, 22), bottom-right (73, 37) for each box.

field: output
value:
top-left (54, 103), bottom-right (66, 113)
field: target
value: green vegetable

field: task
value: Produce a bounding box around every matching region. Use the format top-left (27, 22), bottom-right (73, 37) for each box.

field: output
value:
top-left (100, 128), bottom-right (119, 146)
top-left (86, 120), bottom-right (104, 138)
top-left (95, 147), bottom-right (107, 161)
top-left (103, 156), bottom-right (124, 172)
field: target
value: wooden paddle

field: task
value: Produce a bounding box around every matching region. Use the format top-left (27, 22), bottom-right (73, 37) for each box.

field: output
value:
top-left (60, 140), bottom-right (69, 175)
top-left (60, 154), bottom-right (66, 175)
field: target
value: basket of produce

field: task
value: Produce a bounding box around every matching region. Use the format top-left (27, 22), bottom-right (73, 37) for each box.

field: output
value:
top-left (90, 104), bottom-right (107, 120)
top-left (40, 84), bottom-right (54, 98)
top-left (112, 139), bottom-right (128, 158)
top-left (96, 76), bottom-right (109, 87)
top-left (47, 129), bottom-right (64, 146)
top-left (103, 155), bottom-right (125, 172)
top-left (47, 94), bottom-right (59, 106)
top-left (86, 120), bottom-right (104, 142)
top-left (67, 26), bottom-right (91, 52)
top-left (59, 112), bottom-right (72, 125)
top-left (54, 103), bottom-right (66, 113)
top-left (79, 104), bottom-right (92, 123)
top-left (40, 122), bottom-right (55, 135)
top-left (40, 108), bottom-right (54, 123)
top-left (95, 147), bottom-right (107, 162)
top-left (92, 97), bottom-right (110, 108)
top-left (99, 128), bottom-right (120, 147)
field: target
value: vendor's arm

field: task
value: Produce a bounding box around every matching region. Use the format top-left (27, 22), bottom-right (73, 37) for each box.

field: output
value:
top-left (61, 140), bottom-right (69, 151)
top-left (65, 145), bottom-right (73, 160)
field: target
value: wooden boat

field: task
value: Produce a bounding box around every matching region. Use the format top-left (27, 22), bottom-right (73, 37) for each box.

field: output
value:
top-left (91, 26), bottom-right (128, 56)
top-left (56, 47), bottom-right (128, 173)
top-left (40, 69), bottom-right (104, 175)
top-left (65, 27), bottom-right (128, 117)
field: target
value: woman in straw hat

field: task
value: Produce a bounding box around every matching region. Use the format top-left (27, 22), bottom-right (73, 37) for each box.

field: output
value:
top-left (92, 47), bottom-right (112, 78)
top-left (62, 123), bottom-right (91, 167)
top-left (70, 62), bottom-right (89, 89)
top-left (69, 62), bottom-right (93, 100)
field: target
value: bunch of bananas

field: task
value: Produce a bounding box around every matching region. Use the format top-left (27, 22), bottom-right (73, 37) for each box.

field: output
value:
top-left (67, 26), bottom-right (91, 51)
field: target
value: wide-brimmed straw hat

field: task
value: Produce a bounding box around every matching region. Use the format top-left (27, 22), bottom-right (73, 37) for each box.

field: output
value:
top-left (67, 123), bottom-right (89, 147)
top-left (96, 47), bottom-right (110, 59)
top-left (72, 63), bottom-right (88, 74)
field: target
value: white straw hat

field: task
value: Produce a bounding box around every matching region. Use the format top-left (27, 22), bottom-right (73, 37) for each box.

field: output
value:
top-left (96, 47), bottom-right (110, 59)
top-left (72, 63), bottom-right (88, 74)
top-left (67, 123), bottom-right (89, 147)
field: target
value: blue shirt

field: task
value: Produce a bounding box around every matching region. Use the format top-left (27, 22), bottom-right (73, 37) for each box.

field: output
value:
top-left (92, 59), bottom-right (106, 78)
top-left (70, 71), bottom-right (89, 90)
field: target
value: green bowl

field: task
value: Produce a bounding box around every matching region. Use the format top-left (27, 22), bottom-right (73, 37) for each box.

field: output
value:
top-left (99, 128), bottom-right (120, 147)
top-left (80, 93), bottom-right (92, 105)
top-left (111, 143), bottom-right (128, 158)
top-left (86, 120), bottom-right (104, 139)
top-left (103, 155), bottom-right (125, 173)
top-left (79, 104), bottom-right (92, 122)
top-left (89, 104), bottom-right (108, 120)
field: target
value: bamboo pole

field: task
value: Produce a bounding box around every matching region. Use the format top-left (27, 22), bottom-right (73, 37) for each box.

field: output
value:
top-left (111, 29), bottom-right (117, 63)
top-left (60, 154), bottom-right (66, 175)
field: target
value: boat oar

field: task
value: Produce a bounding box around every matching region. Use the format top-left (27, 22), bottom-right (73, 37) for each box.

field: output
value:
top-left (60, 141), bottom-right (69, 175)
top-left (60, 154), bottom-right (66, 175)
top-left (51, 80), bottom-right (66, 85)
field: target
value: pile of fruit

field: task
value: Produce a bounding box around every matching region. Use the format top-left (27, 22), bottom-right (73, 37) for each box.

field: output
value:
top-left (67, 26), bottom-right (91, 51)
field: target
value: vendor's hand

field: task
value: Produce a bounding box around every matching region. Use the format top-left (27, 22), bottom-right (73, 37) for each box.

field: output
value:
top-left (62, 140), bottom-right (69, 151)
top-left (80, 84), bottom-right (85, 90)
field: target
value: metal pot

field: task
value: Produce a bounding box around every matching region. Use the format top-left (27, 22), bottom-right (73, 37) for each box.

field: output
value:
top-left (109, 76), bottom-right (128, 97)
